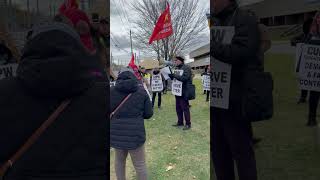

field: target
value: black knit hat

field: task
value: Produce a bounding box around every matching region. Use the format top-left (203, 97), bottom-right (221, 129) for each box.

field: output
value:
top-left (175, 56), bottom-right (185, 62)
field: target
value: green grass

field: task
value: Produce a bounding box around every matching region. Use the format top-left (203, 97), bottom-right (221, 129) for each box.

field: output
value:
top-left (110, 54), bottom-right (320, 180)
top-left (253, 53), bottom-right (320, 180)
top-left (110, 78), bottom-right (210, 180)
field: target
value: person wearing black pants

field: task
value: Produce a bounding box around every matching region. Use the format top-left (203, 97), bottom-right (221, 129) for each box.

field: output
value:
top-left (211, 0), bottom-right (260, 179)
top-left (169, 56), bottom-right (193, 130)
top-left (305, 12), bottom-right (320, 126)
top-left (201, 67), bottom-right (208, 95)
top-left (151, 67), bottom-right (164, 109)
top-left (297, 17), bottom-right (313, 104)
top-left (152, 92), bottom-right (162, 109)
top-left (308, 91), bottom-right (320, 126)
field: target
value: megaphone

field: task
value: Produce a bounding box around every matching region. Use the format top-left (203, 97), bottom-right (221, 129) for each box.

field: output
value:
top-left (163, 60), bottom-right (175, 66)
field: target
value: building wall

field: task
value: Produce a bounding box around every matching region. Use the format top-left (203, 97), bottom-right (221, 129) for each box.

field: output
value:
top-left (244, 0), bottom-right (319, 26)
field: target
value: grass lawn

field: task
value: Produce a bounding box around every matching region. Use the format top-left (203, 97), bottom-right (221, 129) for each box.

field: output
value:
top-left (110, 53), bottom-right (320, 180)
top-left (110, 78), bottom-right (210, 180)
top-left (252, 53), bottom-right (320, 180)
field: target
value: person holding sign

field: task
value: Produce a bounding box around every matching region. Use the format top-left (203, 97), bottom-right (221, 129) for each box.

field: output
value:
top-left (168, 56), bottom-right (193, 130)
top-left (202, 65), bottom-right (211, 102)
top-left (297, 17), bottom-right (313, 104)
top-left (150, 67), bottom-right (164, 109)
top-left (201, 66), bottom-right (209, 95)
top-left (211, 0), bottom-right (261, 180)
top-left (304, 11), bottom-right (320, 126)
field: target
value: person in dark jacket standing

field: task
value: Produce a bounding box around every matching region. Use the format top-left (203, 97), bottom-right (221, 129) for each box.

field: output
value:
top-left (169, 56), bottom-right (193, 130)
top-left (201, 65), bottom-right (211, 102)
top-left (0, 23), bottom-right (107, 180)
top-left (110, 69), bottom-right (153, 180)
top-left (211, 0), bottom-right (260, 179)
top-left (201, 66), bottom-right (209, 95)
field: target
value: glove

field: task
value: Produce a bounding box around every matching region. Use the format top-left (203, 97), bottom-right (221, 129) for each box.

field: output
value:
top-left (168, 74), bottom-right (175, 80)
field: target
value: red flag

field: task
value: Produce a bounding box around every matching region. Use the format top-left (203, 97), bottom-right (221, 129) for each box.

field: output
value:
top-left (128, 53), bottom-right (142, 80)
top-left (59, 0), bottom-right (79, 14)
top-left (149, 3), bottom-right (173, 44)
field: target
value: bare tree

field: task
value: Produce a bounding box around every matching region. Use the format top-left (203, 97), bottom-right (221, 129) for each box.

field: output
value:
top-left (130, 0), bottom-right (207, 61)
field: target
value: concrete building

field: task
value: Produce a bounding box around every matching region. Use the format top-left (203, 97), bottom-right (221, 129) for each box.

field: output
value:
top-left (187, 43), bottom-right (210, 70)
top-left (243, 0), bottom-right (320, 26)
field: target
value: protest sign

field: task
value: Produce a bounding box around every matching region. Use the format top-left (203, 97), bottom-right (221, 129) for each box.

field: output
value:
top-left (110, 81), bottom-right (116, 87)
top-left (0, 63), bottom-right (18, 80)
top-left (161, 66), bottom-right (171, 80)
top-left (297, 44), bottom-right (320, 91)
top-left (211, 26), bottom-right (234, 109)
top-left (151, 74), bottom-right (164, 92)
top-left (171, 69), bottom-right (183, 96)
top-left (203, 74), bottom-right (210, 91)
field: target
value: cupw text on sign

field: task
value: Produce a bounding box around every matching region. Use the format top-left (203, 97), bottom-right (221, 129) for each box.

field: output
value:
top-left (0, 64), bottom-right (18, 80)
top-left (297, 44), bottom-right (320, 91)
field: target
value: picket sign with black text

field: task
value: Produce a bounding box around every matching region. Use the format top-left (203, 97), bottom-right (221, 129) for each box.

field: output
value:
top-left (0, 63), bottom-right (18, 80)
top-left (110, 81), bottom-right (116, 87)
top-left (151, 74), bottom-right (164, 92)
top-left (171, 70), bottom-right (184, 96)
top-left (296, 43), bottom-right (320, 92)
top-left (210, 26), bottom-right (235, 109)
top-left (203, 75), bottom-right (210, 91)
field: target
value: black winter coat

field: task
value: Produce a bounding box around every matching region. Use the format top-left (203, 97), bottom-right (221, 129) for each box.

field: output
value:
top-left (110, 71), bottom-right (153, 150)
top-left (0, 23), bottom-right (108, 180)
top-left (211, 2), bottom-right (260, 110)
top-left (173, 63), bottom-right (193, 100)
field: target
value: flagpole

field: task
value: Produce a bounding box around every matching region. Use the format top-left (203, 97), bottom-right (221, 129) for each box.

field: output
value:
top-left (130, 30), bottom-right (133, 55)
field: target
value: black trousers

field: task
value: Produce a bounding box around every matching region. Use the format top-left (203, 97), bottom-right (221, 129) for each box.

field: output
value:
top-left (300, 90), bottom-right (308, 100)
top-left (163, 80), bottom-right (168, 93)
top-left (206, 90), bottom-right (210, 101)
top-left (211, 107), bottom-right (257, 180)
top-left (309, 91), bottom-right (320, 119)
top-left (152, 92), bottom-right (162, 108)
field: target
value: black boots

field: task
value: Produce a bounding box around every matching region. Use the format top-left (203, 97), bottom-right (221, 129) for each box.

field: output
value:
top-left (307, 115), bottom-right (318, 127)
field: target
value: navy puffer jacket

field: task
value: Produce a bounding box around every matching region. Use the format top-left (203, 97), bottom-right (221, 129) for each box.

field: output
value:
top-left (110, 71), bottom-right (153, 150)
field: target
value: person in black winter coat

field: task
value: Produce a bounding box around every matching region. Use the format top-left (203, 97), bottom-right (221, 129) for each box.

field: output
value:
top-left (0, 23), bottom-right (107, 180)
top-left (110, 69), bottom-right (153, 180)
top-left (169, 56), bottom-right (193, 130)
top-left (211, 0), bottom-right (260, 179)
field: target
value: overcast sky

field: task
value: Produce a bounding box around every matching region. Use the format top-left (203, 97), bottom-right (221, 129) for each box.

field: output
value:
top-left (110, 0), bottom-right (267, 64)
top-left (110, 0), bottom-right (210, 64)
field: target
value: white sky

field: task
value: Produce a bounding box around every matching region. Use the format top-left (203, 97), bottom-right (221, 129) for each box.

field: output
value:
top-left (110, 0), bottom-right (266, 65)
top-left (110, 0), bottom-right (210, 65)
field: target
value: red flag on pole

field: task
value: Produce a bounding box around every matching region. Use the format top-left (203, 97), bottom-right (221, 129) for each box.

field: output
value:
top-left (128, 53), bottom-right (142, 80)
top-left (149, 3), bottom-right (173, 44)
top-left (59, 0), bottom-right (79, 14)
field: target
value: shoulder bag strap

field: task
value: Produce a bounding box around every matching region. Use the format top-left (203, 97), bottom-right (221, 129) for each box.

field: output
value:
top-left (110, 93), bottom-right (132, 119)
top-left (0, 99), bottom-right (71, 179)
